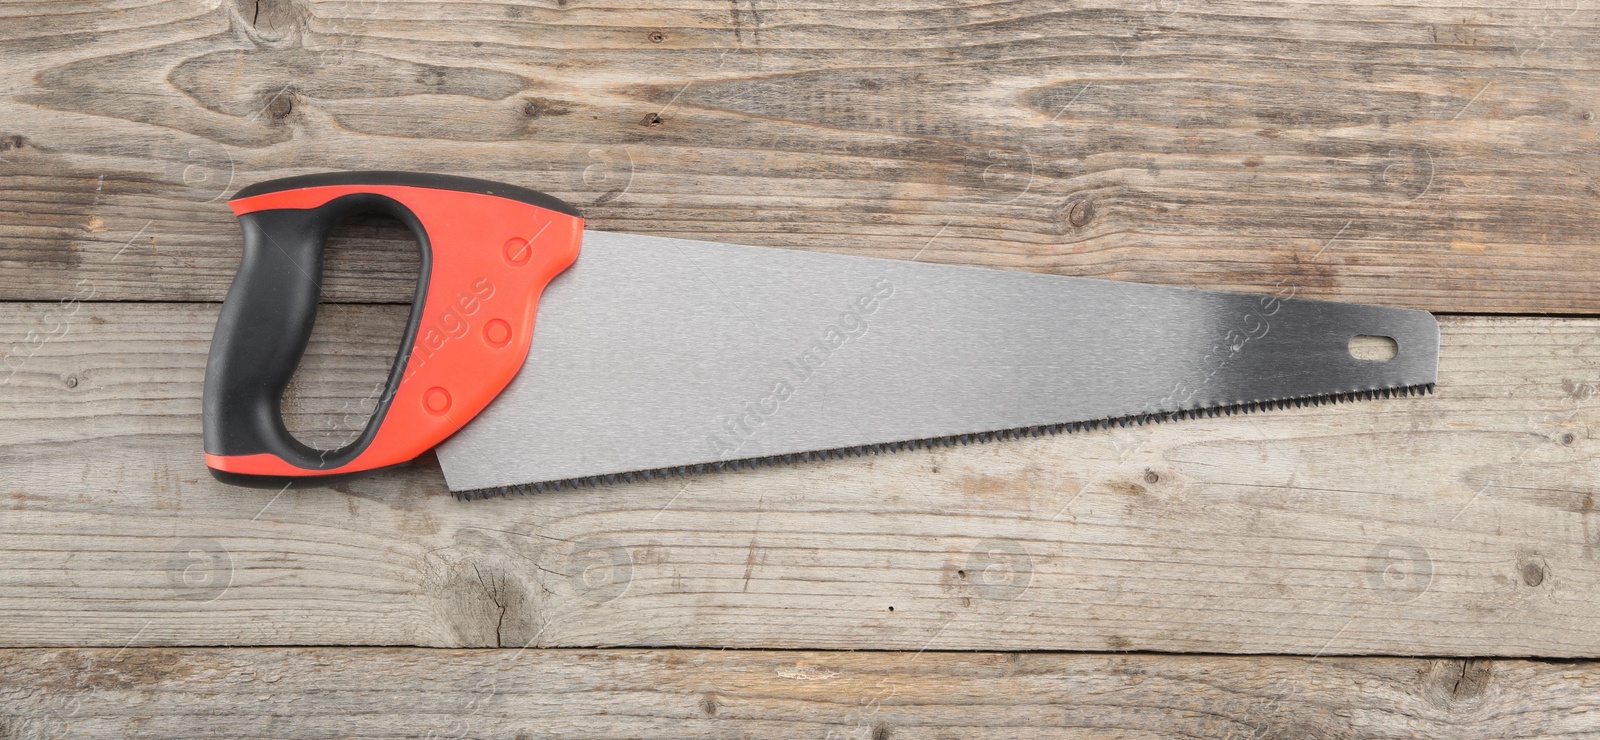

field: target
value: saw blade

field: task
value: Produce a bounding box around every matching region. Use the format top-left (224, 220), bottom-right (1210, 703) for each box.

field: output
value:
top-left (436, 231), bottom-right (1438, 497)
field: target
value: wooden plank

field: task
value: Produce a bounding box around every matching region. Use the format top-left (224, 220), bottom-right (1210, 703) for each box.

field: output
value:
top-left (0, 647), bottom-right (1590, 739)
top-left (2, 302), bottom-right (1596, 654)
top-left (2, 0), bottom-right (1599, 311)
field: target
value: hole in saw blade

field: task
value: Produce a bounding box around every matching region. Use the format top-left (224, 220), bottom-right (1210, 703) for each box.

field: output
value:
top-left (1348, 334), bottom-right (1399, 362)
top-left (281, 213), bottom-right (421, 450)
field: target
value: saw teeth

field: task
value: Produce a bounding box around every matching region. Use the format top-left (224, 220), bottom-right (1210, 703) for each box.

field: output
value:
top-left (451, 383), bottom-right (1437, 501)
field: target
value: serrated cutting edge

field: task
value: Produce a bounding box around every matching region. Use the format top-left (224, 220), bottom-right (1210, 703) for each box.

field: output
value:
top-left (451, 382), bottom-right (1436, 500)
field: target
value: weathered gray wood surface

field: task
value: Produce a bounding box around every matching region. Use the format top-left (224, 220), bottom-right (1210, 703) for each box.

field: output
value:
top-left (3, 303), bottom-right (1595, 654)
top-left (2, 0), bottom-right (1599, 311)
top-left (6, 0), bottom-right (1600, 733)
top-left (0, 648), bottom-right (1584, 739)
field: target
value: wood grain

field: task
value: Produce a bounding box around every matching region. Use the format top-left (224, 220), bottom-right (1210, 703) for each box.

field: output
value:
top-left (1, 302), bottom-right (1596, 654)
top-left (3, 0), bottom-right (1599, 311)
top-left (1, 647), bottom-right (1591, 739)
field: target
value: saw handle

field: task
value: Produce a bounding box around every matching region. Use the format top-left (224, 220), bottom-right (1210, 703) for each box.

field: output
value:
top-left (203, 172), bottom-right (584, 487)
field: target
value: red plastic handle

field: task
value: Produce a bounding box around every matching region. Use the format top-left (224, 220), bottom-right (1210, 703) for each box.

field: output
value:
top-left (202, 173), bottom-right (583, 486)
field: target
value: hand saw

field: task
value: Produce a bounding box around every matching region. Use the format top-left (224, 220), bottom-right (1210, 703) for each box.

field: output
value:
top-left (202, 172), bottom-right (1439, 499)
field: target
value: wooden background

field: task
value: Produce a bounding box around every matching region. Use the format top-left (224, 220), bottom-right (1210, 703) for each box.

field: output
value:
top-left (3, 0), bottom-right (1598, 736)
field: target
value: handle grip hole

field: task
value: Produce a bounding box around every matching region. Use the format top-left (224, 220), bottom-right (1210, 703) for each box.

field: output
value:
top-left (282, 213), bottom-right (421, 450)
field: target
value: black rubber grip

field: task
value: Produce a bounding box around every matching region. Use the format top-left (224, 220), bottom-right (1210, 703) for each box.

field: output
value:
top-left (202, 193), bottom-right (433, 472)
top-left (231, 170), bottom-right (583, 217)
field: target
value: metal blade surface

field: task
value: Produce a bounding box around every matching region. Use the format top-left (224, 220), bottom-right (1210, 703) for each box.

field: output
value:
top-left (436, 231), bottom-right (1438, 494)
